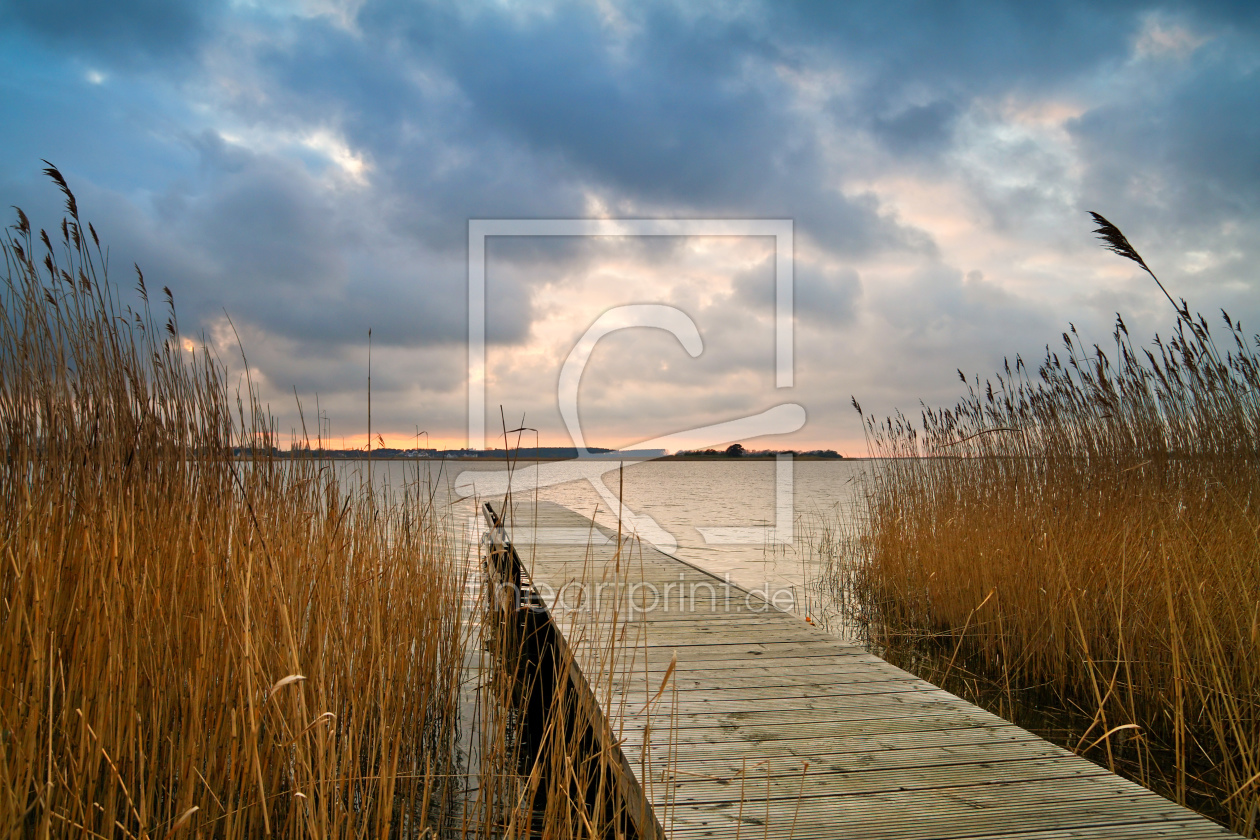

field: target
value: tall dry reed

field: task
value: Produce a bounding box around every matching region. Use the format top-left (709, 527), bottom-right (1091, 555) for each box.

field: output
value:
top-left (844, 214), bottom-right (1260, 835)
top-left (0, 168), bottom-right (467, 838)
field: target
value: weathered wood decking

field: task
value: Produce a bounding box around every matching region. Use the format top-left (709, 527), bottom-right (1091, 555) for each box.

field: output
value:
top-left (486, 499), bottom-right (1237, 839)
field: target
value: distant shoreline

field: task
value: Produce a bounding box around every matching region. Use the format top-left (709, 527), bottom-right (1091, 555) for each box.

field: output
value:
top-left (231, 450), bottom-right (849, 462)
top-left (658, 452), bottom-right (843, 461)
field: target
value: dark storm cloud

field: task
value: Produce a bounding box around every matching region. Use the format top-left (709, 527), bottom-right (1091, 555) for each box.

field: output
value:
top-left (35, 132), bottom-right (534, 356)
top-left (1061, 19), bottom-right (1260, 335)
top-left (196, 157), bottom-right (343, 292)
top-left (0, 0), bottom-right (223, 67)
top-left (1071, 35), bottom-right (1260, 230)
top-left (223, 11), bottom-right (595, 252)
top-left (170, 140), bottom-right (535, 349)
top-left (732, 259), bottom-right (861, 328)
top-left (424, 4), bottom-right (902, 251)
top-left (4, 0), bottom-right (1260, 445)
top-left (239, 1), bottom-right (920, 255)
top-left (778, 1), bottom-right (1160, 94)
top-left (871, 101), bottom-right (959, 157)
top-left (426, 8), bottom-right (779, 205)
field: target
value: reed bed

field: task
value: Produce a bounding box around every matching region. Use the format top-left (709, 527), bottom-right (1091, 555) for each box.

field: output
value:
top-left (0, 167), bottom-right (668, 839)
top-left (840, 216), bottom-right (1260, 835)
top-left (0, 170), bottom-right (468, 838)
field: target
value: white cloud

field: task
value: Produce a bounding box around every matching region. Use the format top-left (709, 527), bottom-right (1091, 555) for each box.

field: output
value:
top-left (299, 128), bottom-right (372, 184)
top-left (1134, 14), bottom-right (1211, 61)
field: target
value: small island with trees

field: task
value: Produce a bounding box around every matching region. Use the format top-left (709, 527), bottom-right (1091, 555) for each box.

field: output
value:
top-left (662, 444), bottom-right (843, 460)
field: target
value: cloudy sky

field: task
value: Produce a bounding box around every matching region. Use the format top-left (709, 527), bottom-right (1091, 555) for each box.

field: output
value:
top-left (2, 1), bottom-right (1257, 454)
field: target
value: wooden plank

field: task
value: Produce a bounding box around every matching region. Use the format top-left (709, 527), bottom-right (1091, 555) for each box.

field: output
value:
top-left (648, 740), bottom-right (1089, 775)
top-left (654, 758), bottom-right (1115, 801)
top-left (492, 500), bottom-right (1237, 839)
top-left (621, 729), bottom-right (1052, 763)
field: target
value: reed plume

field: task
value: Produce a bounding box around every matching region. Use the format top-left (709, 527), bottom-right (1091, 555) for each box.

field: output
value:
top-left (0, 167), bottom-right (468, 838)
top-left (844, 214), bottom-right (1260, 835)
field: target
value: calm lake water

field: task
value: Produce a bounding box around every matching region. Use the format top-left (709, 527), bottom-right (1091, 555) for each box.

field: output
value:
top-left (336, 457), bottom-right (872, 821)
top-left (349, 457), bottom-right (870, 635)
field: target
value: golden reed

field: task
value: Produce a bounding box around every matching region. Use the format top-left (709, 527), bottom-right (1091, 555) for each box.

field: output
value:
top-left (0, 168), bottom-right (467, 838)
top-left (1, 166), bottom-right (660, 839)
top-left (841, 215), bottom-right (1260, 835)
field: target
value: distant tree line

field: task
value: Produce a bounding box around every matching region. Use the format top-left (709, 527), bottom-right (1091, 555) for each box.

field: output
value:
top-left (669, 444), bottom-right (843, 459)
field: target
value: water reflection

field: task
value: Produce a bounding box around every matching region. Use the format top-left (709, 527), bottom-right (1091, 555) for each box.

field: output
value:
top-left (339, 458), bottom-right (868, 636)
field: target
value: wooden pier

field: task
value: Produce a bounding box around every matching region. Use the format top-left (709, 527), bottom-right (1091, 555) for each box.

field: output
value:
top-left (482, 500), bottom-right (1238, 839)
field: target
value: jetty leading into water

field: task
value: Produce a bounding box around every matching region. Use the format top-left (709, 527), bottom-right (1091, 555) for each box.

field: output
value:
top-left (482, 500), bottom-right (1237, 839)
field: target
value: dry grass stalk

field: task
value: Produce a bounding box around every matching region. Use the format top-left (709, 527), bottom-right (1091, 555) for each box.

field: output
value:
top-left (1, 167), bottom-right (685, 840)
top-left (0, 171), bottom-right (467, 838)
top-left (842, 216), bottom-right (1260, 835)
